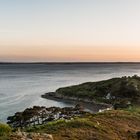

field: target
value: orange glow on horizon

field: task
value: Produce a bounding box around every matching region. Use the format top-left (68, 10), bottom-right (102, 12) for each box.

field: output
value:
top-left (1, 45), bottom-right (140, 62)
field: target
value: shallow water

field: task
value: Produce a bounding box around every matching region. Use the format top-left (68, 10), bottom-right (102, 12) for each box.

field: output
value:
top-left (0, 63), bottom-right (140, 122)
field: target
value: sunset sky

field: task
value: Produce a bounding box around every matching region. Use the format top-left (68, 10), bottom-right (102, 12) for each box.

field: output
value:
top-left (0, 0), bottom-right (140, 62)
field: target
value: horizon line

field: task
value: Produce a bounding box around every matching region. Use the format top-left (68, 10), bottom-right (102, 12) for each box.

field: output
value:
top-left (1, 61), bottom-right (140, 64)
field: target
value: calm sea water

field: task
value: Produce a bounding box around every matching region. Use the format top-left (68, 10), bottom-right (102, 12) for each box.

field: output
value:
top-left (0, 63), bottom-right (140, 122)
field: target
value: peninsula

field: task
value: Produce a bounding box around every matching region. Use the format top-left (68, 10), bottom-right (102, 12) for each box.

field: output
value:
top-left (0, 75), bottom-right (140, 140)
top-left (42, 75), bottom-right (140, 108)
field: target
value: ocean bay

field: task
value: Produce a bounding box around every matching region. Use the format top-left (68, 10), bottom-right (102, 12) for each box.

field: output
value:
top-left (0, 63), bottom-right (140, 122)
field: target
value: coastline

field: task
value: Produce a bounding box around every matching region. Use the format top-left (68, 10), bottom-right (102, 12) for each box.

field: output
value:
top-left (41, 75), bottom-right (140, 113)
top-left (41, 92), bottom-right (112, 113)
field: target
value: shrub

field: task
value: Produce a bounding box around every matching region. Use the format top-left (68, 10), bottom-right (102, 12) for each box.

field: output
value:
top-left (0, 123), bottom-right (11, 136)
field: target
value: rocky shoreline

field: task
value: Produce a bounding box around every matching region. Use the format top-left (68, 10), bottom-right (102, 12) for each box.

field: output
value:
top-left (41, 75), bottom-right (140, 113)
top-left (41, 92), bottom-right (112, 113)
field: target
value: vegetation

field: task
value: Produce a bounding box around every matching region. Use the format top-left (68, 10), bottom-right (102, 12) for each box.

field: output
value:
top-left (124, 105), bottom-right (140, 114)
top-left (7, 105), bottom-right (85, 129)
top-left (2, 108), bottom-right (140, 140)
top-left (3, 105), bottom-right (140, 140)
top-left (24, 109), bottom-right (140, 140)
top-left (0, 123), bottom-right (11, 140)
top-left (56, 75), bottom-right (140, 104)
top-left (3, 75), bottom-right (140, 139)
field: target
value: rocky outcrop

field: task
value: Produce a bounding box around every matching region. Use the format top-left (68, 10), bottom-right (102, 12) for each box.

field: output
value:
top-left (10, 131), bottom-right (53, 140)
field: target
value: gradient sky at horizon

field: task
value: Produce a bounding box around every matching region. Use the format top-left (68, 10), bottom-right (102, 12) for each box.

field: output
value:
top-left (0, 0), bottom-right (140, 62)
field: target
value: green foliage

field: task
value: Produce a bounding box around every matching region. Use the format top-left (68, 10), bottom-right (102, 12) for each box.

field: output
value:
top-left (66, 118), bottom-right (97, 129)
top-left (26, 117), bottom-right (99, 134)
top-left (124, 106), bottom-right (140, 114)
top-left (0, 123), bottom-right (11, 137)
top-left (56, 76), bottom-right (140, 104)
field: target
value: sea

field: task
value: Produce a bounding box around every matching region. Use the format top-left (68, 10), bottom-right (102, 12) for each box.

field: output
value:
top-left (0, 63), bottom-right (140, 122)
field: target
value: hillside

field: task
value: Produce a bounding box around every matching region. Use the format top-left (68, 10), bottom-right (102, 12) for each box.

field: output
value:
top-left (17, 109), bottom-right (140, 140)
top-left (42, 75), bottom-right (140, 105)
top-left (1, 75), bottom-right (140, 140)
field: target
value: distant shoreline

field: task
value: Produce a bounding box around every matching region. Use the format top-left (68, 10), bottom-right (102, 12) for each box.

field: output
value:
top-left (1, 62), bottom-right (140, 64)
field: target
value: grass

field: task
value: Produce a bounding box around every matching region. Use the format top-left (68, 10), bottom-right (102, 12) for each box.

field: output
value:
top-left (124, 106), bottom-right (140, 114)
top-left (0, 123), bottom-right (12, 140)
top-left (26, 117), bottom-right (98, 133)
top-left (2, 108), bottom-right (140, 140)
top-left (4, 75), bottom-right (140, 139)
top-left (24, 109), bottom-right (140, 140)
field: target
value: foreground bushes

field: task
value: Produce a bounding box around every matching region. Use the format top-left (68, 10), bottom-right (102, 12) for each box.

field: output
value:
top-left (0, 123), bottom-right (11, 136)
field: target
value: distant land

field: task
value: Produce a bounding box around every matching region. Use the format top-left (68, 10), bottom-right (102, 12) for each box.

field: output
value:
top-left (42, 75), bottom-right (140, 106)
top-left (1, 62), bottom-right (140, 64)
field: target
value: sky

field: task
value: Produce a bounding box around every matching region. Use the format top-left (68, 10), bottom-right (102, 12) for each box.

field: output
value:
top-left (0, 0), bottom-right (140, 62)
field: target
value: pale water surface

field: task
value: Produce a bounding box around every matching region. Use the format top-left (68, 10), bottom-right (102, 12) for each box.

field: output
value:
top-left (0, 63), bottom-right (140, 122)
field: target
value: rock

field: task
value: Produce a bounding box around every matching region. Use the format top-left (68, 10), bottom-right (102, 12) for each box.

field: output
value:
top-left (46, 134), bottom-right (53, 140)
top-left (10, 131), bottom-right (53, 140)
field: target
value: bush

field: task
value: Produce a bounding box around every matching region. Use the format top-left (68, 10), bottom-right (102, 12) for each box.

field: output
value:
top-left (0, 123), bottom-right (11, 136)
